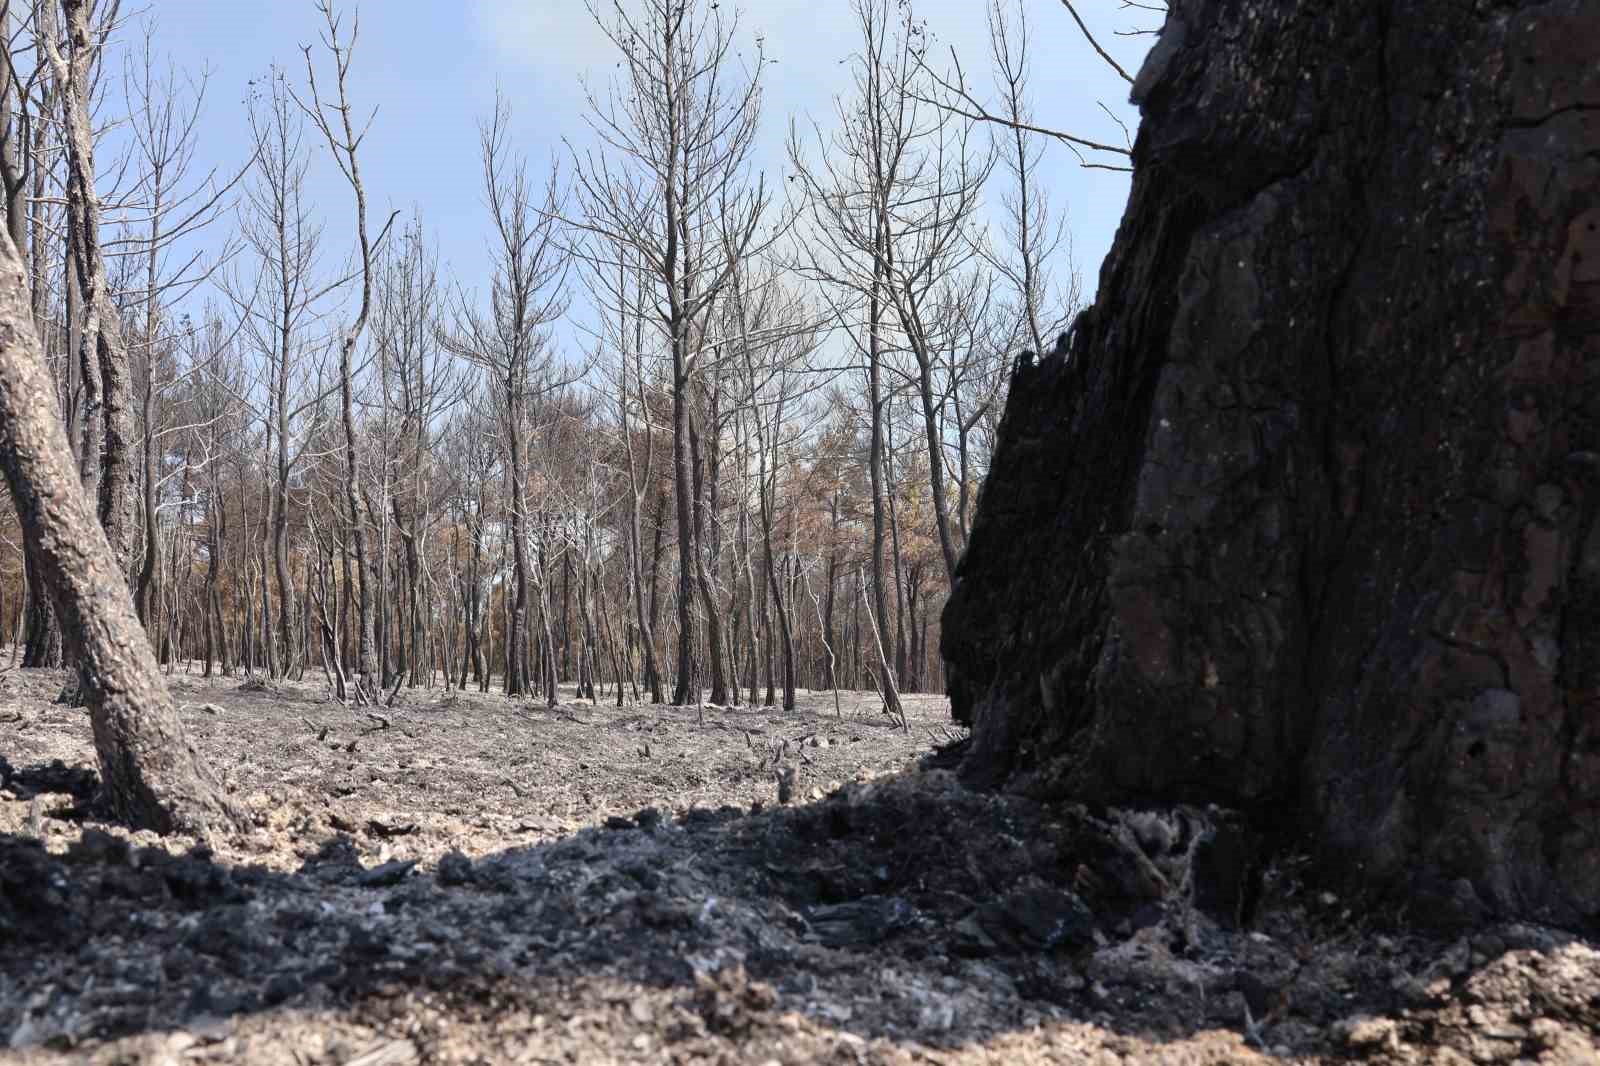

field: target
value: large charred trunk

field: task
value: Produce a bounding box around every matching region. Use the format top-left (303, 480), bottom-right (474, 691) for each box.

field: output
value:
top-left (943, 1), bottom-right (1600, 928)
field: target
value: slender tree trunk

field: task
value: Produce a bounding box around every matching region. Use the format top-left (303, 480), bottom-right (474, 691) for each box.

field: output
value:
top-left (560, 549), bottom-right (572, 684)
top-left (754, 415), bottom-right (796, 710)
top-left (135, 374), bottom-right (158, 625)
top-left (236, 475), bottom-right (254, 676)
top-left (911, 346), bottom-right (959, 581)
top-left (627, 491), bottom-right (663, 703)
top-left (469, 516), bottom-right (486, 684)
top-left (394, 502), bottom-right (422, 688)
top-left (761, 565), bottom-right (775, 707)
top-left (133, 146), bottom-right (168, 626)
top-left (727, 460), bottom-right (751, 708)
top-left (744, 514), bottom-right (760, 706)
top-left (257, 460), bottom-right (279, 680)
top-left (823, 493), bottom-right (839, 691)
top-left (533, 540), bottom-right (559, 706)
top-left (688, 397), bottom-right (729, 705)
top-left (50, 0), bottom-right (135, 576)
top-left (203, 496), bottom-right (223, 677)
top-left (577, 552), bottom-right (597, 701)
top-left (670, 350), bottom-right (700, 705)
top-left (866, 276), bottom-right (901, 717)
top-left (885, 407), bottom-right (908, 688)
top-left (647, 485), bottom-right (667, 650)
top-left (851, 565), bottom-right (862, 690)
top-left (270, 344), bottom-right (294, 679)
top-left (505, 430), bottom-right (530, 697)
top-left (340, 334), bottom-right (376, 698)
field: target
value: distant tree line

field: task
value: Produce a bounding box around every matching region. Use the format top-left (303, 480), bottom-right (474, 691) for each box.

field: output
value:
top-left (0, 0), bottom-right (1091, 717)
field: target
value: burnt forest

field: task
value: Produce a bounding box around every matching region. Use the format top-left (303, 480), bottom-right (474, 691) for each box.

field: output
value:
top-left (2, 1), bottom-right (1598, 1063)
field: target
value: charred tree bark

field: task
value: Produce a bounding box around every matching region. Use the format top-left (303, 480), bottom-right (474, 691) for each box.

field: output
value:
top-left (21, 547), bottom-right (56, 666)
top-left (394, 498), bottom-right (423, 687)
top-left (308, 30), bottom-right (383, 701)
top-left (670, 351), bottom-right (701, 705)
top-left (203, 494), bottom-right (224, 676)
top-left (628, 489), bottom-right (663, 704)
top-left (647, 485), bottom-right (667, 659)
top-left (504, 451), bottom-right (530, 698)
top-left (688, 395), bottom-right (730, 706)
top-left (943, 0), bottom-right (1600, 928)
top-left (49, 0), bottom-right (136, 576)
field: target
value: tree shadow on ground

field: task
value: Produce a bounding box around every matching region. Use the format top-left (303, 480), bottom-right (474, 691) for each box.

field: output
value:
top-left (2, 756), bottom-right (1599, 1064)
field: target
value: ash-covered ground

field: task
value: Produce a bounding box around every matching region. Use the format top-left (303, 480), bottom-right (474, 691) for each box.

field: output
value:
top-left (1, 667), bottom-right (1596, 1065)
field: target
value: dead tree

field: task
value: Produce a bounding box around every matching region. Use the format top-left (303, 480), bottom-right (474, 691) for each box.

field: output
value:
top-left (445, 94), bottom-right (569, 703)
top-left (787, 0), bottom-right (924, 719)
top-left (611, 250), bottom-right (665, 703)
top-left (122, 27), bottom-right (244, 627)
top-left (293, 0), bottom-right (396, 703)
top-left (979, 0), bottom-right (1078, 359)
top-left (574, 0), bottom-right (775, 707)
top-left (0, 0), bottom-right (58, 668)
top-left (229, 72), bottom-right (329, 680)
top-left (0, 224), bottom-right (242, 833)
top-left (44, 0), bottom-right (137, 574)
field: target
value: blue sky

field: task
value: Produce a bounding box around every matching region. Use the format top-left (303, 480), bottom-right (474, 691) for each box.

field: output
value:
top-left (141, 1), bottom-right (1154, 330)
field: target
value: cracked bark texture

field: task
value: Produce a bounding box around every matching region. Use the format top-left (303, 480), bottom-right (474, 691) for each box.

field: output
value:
top-left (0, 232), bottom-right (243, 836)
top-left (942, 0), bottom-right (1600, 927)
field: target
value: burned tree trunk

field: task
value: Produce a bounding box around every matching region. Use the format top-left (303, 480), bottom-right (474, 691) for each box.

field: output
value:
top-left (0, 237), bottom-right (242, 835)
top-left (49, 0), bottom-right (137, 576)
top-left (21, 548), bottom-right (58, 667)
top-left (943, 1), bottom-right (1600, 928)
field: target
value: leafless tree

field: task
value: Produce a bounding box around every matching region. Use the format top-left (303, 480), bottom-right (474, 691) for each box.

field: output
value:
top-left (119, 23), bottom-right (247, 625)
top-left (728, 259), bottom-right (817, 711)
top-left (573, 0), bottom-right (775, 707)
top-left (371, 218), bottom-right (460, 687)
top-left (445, 92), bottom-right (570, 704)
top-left (292, 0), bottom-right (398, 703)
top-left (981, 0), bottom-right (1079, 358)
top-left (601, 244), bottom-right (666, 702)
top-left (786, 0), bottom-right (939, 717)
top-left (43, 0), bottom-right (138, 574)
top-left (226, 71), bottom-right (331, 680)
top-left (0, 208), bottom-right (243, 833)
